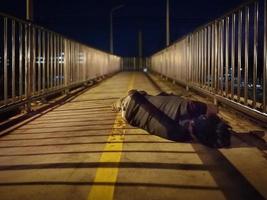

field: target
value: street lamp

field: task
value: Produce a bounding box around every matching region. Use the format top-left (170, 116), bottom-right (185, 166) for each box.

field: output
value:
top-left (110, 5), bottom-right (124, 54)
top-left (166, 0), bottom-right (170, 46)
top-left (26, 0), bottom-right (33, 21)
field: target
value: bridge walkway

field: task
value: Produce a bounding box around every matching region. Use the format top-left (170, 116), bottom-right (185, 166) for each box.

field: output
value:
top-left (0, 72), bottom-right (266, 200)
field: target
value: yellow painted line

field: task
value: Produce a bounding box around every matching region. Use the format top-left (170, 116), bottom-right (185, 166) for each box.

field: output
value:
top-left (88, 74), bottom-right (135, 200)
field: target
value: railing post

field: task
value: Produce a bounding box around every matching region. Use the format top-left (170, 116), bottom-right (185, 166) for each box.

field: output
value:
top-left (204, 27), bottom-right (207, 89)
top-left (225, 17), bottom-right (229, 97)
top-left (64, 39), bottom-right (70, 95)
top-left (244, 6), bottom-right (249, 106)
top-left (253, 2), bottom-right (258, 109)
top-left (12, 20), bottom-right (16, 102)
top-left (25, 23), bottom-right (32, 112)
top-left (186, 35), bottom-right (191, 91)
top-left (3, 18), bottom-right (8, 105)
top-left (214, 21), bottom-right (218, 94)
top-left (19, 23), bottom-right (23, 100)
top-left (41, 29), bottom-right (46, 103)
top-left (207, 26), bottom-right (211, 91)
top-left (237, 10), bottom-right (243, 103)
top-left (231, 13), bottom-right (236, 100)
top-left (264, 0), bottom-right (267, 112)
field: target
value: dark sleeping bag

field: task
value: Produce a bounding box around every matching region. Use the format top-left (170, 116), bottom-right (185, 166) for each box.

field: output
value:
top-left (145, 92), bottom-right (208, 120)
top-left (124, 91), bottom-right (191, 141)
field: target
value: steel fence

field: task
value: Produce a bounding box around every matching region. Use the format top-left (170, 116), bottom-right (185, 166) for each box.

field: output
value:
top-left (151, 0), bottom-right (267, 122)
top-left (0, 13), bottom-right (121, 113)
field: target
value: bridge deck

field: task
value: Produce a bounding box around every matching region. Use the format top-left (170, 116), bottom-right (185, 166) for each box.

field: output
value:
top-left (0, 72), bottom-right (266, 200)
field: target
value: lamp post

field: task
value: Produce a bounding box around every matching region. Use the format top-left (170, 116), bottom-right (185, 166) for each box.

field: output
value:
top-left (110, 5), bottom-right (124, 54)
top-left (166, 0), bottom-right (170, 46)
top-left (26, 0), bottom-right (33, 21)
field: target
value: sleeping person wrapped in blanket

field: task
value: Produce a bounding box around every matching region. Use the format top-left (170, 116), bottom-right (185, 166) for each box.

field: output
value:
top-left (112, 89), bottom-right (231, 148)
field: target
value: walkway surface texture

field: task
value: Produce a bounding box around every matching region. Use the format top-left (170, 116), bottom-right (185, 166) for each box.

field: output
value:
top-left (0, 72), bottom-right (266, 200)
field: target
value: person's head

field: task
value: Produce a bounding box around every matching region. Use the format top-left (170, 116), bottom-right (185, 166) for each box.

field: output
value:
top-left (128, 89), bottom-right (138, 96)
top-left (127, 89), bottom-right (147, 96)
top-left (192, 115), bottom-right (231, 148)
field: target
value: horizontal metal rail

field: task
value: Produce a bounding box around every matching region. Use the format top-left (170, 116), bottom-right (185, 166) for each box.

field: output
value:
top-left (0, 13), bottom-right (121, 113)
top-left (150, 0), bottom-right (267, 124)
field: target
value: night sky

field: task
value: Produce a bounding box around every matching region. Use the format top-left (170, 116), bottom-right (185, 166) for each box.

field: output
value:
top-left (1, 0), bottom-right (247, 57)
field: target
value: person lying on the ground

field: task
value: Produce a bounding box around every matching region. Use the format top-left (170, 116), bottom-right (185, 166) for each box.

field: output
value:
top-left (112, 89), bottom-right (231, 148)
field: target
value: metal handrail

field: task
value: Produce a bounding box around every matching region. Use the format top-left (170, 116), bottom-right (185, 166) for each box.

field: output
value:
top-left (150, 0), bottom-right (267, 124)
top-left (0, 12), bottom-right (121, 113)
top-left (152, 0), bottom-right (258, 56)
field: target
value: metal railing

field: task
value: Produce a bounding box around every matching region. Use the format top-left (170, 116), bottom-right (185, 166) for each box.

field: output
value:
top-left (150, 0), bottom-right (267, 123)
top-left (0, 13), bottom-right (121, 113)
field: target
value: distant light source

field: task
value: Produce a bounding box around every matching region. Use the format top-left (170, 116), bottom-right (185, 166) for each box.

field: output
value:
top-left (36, 56), bottom-right (45, 64)
top-left (143, 68), bottom-right (148, 73)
